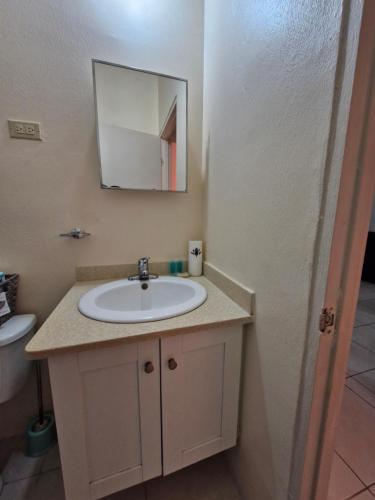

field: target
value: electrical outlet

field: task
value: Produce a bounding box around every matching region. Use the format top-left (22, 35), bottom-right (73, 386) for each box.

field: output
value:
top-left (25, 124), bottom-right (36, 135)
top-left (8, 120), bottom-right (41, 140)
top-left (15, 123), bottom-right (25, 134)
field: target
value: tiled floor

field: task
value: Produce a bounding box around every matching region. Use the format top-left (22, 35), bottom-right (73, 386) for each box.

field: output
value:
top-left (328, 281), bottom-right (375, 500)
top-left (0, 439), bottom-right (241, 500)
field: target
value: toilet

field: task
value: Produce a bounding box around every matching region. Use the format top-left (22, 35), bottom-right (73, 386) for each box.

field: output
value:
top-left (0, 314), bottom-right (37, 493)
top-left (0, 314), bottom-right (37, 404)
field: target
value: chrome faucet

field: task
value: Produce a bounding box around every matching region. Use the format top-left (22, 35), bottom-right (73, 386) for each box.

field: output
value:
top-left (128, 257), bottom-right (159, 281)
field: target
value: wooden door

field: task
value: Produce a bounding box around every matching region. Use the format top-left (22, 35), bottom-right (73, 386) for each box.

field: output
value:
top-left (298, 2), bottom-right (375, 497)
top-left (49, 339), bottom-right (162, 500)
top-left (161, 325), bottom-right (243, 475)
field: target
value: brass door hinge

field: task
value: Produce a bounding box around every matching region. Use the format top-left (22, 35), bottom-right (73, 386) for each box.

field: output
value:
top-left (319, 307), bottom-right (335, 334)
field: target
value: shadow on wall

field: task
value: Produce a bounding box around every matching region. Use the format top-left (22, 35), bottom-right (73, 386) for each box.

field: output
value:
top-left (202, 133), bottom-right (210, 243)
top-left (228, 324), bottom-right (276, 500)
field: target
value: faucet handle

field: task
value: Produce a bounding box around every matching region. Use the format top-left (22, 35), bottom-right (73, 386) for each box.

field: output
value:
top-left (138, 257), bottom-right (150, 264)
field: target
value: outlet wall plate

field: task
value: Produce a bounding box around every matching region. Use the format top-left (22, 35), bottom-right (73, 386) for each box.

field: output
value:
top-left (8, 120), bottom-right (41, 140)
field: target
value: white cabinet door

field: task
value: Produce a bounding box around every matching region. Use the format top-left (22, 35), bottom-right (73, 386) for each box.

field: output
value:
top-left (49, 339), bottom-right (161, 500)
top-left (161, 325), bottom-right (243, 475)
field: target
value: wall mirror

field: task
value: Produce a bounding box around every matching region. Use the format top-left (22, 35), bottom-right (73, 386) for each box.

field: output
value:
top-left (93, 60), bottom-right (187, 192)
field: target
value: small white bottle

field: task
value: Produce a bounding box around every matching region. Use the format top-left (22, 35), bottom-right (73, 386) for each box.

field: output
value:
top-left (188, 241), bottom-right (203, 277)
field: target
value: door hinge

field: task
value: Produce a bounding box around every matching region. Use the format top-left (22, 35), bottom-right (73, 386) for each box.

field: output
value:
top-left (319, 307), bottom-right (335, 334)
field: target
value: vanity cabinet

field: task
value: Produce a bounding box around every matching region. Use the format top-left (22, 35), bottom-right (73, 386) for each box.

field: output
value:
top-left (49, 339), bottom-right (162, 500)
top-left (49, 325), bottom-right (243, 500)
top-left (161, 327), bottom-right (242, 475)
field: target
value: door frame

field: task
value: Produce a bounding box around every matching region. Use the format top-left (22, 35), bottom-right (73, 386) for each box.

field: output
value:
top-left (293, 1), bottom-right (375, 498)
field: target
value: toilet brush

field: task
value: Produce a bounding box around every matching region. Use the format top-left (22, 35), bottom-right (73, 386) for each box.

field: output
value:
top-left (26, 361), bottom-right (56, 457)
top-left (34, 361), bottom-right (48, 432)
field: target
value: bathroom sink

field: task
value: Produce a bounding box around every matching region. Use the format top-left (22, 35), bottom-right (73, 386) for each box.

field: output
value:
top-left (78, 276), bottom-right (207, 323)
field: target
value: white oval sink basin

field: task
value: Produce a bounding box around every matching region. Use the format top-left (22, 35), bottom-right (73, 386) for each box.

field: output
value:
top-left (78, 276), bottom-right (207, 323)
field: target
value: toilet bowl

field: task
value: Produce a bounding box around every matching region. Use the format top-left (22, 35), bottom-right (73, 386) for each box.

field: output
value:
top-left (0, 314), bottom-right (36, 494)
top-left (0, 314), bottom-right (37, 404)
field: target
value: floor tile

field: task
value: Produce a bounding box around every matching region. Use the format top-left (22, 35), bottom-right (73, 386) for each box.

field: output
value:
top-left (327, 453), bottom-right (365, 500)
top-left (359, 298), bottom-right (375, 313)
top-left (346, 379), bottom-right (375, 408)
top-left (2, 450), bottom-right (44, 483)
top-left (351, 490), bottom-right (374, 499)
top-left (359, 282), bottom-right (375, 301)
top-left (1, 469), bottom-right (66, 500)
top-left (0, 475), bottom-right (38, 500)
top-left (353, 324), bottom-right (375, 353)
top-left (354, 370), bottom-right (375, 396)
top-left (335, 388), bottom-right (375, 485)
top-left (40, 444), bottom-right (60, 472)
top-left (104, 483), bottom-right (146, 499)
top-left (147, 454), bottom-right (241, 500)
top-left (369, 484), bottom-right (375, 496)
top-left (0, 436), bottom-right (25, 471)
top-left (31, 469), bottom-right (65, 500)
top-left (347, 343), bottom-right (375, 376)
top-left (355, 300), bottom-right (375, 327)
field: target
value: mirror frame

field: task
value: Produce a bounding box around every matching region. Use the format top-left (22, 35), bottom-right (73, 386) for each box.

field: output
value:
top-left (92, 59), bottom-right (189, 193)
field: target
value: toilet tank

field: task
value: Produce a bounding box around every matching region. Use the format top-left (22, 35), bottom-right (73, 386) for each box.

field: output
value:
top-left (0, 314), bottom-right (37, 404)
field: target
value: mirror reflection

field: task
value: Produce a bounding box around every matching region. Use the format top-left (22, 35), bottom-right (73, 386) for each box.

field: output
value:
top-left (93, 61), bottom-right (187, 192)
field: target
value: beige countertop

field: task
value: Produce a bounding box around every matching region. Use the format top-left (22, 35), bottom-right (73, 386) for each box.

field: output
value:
top-left (26, 276), bottom-right (253, 359)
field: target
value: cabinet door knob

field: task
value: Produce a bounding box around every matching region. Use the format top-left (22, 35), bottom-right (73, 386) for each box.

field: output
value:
top-left (168, 358), bottom-right (178, 370)
top-left (144, 361), bottom-right (154, 374)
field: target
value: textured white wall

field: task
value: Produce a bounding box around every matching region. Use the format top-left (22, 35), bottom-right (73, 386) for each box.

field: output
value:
top-left (0, 0), bottom-right (203, 438)
top-left (202, 1), bottom-right (362, 498)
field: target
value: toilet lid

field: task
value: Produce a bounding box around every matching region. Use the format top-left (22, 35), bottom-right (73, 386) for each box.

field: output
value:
top-left (0, 314), bottom-right (37, 347)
